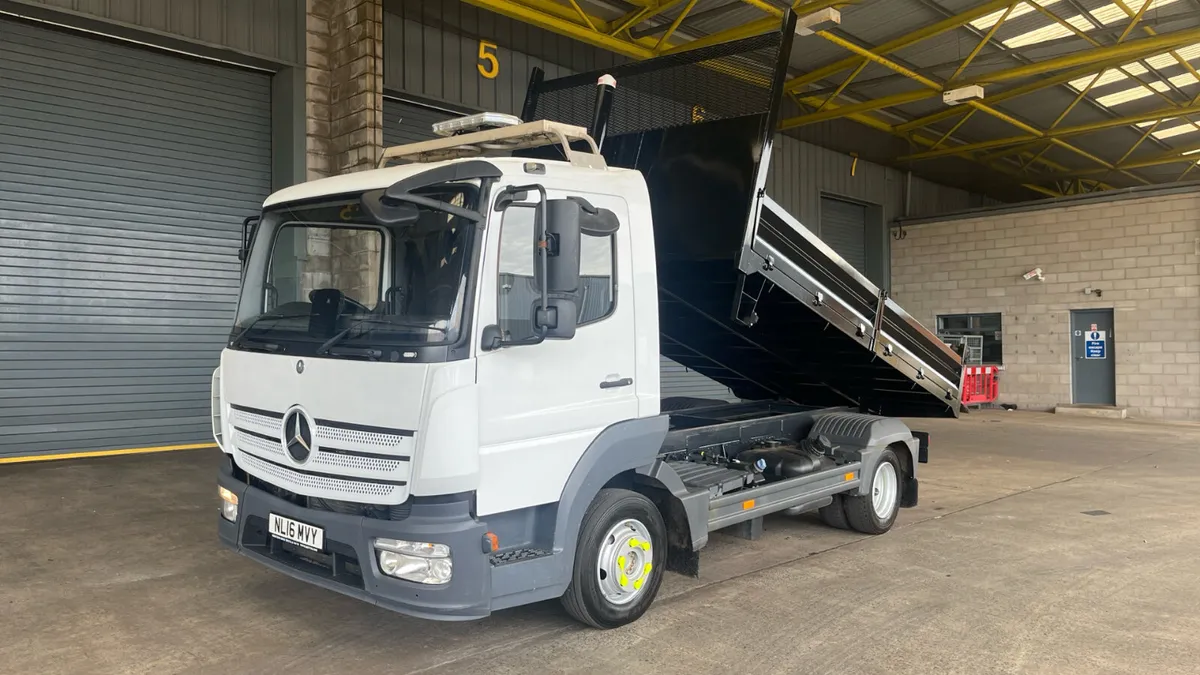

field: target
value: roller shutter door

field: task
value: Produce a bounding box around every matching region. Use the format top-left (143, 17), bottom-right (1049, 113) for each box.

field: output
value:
top-left (383, 98), bottom-right (458, 147)
top-left (660, 357), bottom-right (737, 402)
top-left (0, 20), bottom-right (272, 458)
top-left (820, 196), bottom-right (868, 275)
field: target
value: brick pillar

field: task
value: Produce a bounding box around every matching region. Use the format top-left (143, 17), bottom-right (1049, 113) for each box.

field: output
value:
top-left (306, 0), bottom-right (382, 179)
top-left (303, 0), bottom-right (384, 306)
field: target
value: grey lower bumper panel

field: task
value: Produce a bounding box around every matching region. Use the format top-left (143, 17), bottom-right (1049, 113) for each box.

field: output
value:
top-left (218, 459), bottom-right (492, 621)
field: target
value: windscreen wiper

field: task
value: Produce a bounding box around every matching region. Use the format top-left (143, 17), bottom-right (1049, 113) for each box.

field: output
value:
top-left (316, 316), bottom-right (448, 356)
top-left (360, 190), bottom-right (482, 226)
top-left (230, 312), bottom-right (310, 348)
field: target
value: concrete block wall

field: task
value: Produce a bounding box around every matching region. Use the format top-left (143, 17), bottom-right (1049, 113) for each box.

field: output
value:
top-left (891, 190), bottom-right (1200, 420)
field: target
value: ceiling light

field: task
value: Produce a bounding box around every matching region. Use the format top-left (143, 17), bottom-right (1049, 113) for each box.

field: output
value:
top-left (943, 85), bottom-right (985, 105)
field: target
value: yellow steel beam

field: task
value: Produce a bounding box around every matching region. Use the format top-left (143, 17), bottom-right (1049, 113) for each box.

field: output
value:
top-left (948, 1), bottom-right (1019, 84)
top-left (816, 60), bottom-right (868, 113)
top-left (894, 52), bottom-right (1157, 132)
top-left (662, 0), bottom-right (849, 56)
top-left (932, 109), bottom-right (975, 150)
top-left (564, 0), bottom-right (598, 31)
top-left (781, 89), bottom-right (933, 128)
top-left (1024, 0), bottom-right (1176, 110)
top-left (610, 1), bottom-right (687, 36)
top-left (656, 0), bottom-right (699, 50)
top-left (511, 0), bottom-right (612, 30)
top-left (899, 101), bottom-right (1200, 161)
top-left (964, 27), bottom-right (1200, 85)
top-left (783, 0), bottom-right (1017, 93)
top-left (811, 27), bottom-right (1200, 133)
top-left (1017, 0), bottom-right (1155, 174)
top-left (1021, 140), bottom-right (1200, 180)
top-left (1106, 0), bottom-right (1200, 165)
top-left (461, 0), bottom-right (655, 58)
top-left (738, 0), bottom-right (785, 17)
top-left (806, 30), bottom-right (1143, 181)
top-left (790, 89), bottom-right (1086, 189)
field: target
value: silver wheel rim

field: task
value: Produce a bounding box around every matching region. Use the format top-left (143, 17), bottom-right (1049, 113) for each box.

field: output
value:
top-left (597, 518), bottom-right (654, 605)
top-left (872, 461), bottom-right (898, 520)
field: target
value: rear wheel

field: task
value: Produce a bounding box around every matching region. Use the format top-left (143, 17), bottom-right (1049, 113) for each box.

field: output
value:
top-left (843, 449), bottom-right (902, 534)
top-left (818, 495), bottom-right (849, 530)
top-left (561, 489), bottom-right (666, 629)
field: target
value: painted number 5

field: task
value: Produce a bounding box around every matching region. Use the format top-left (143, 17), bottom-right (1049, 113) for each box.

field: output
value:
top-left (477, 40), bottom-right (499, 79)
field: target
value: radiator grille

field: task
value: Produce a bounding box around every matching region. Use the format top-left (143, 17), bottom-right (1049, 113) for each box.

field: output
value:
top-left (239, 453), bottom-right (402, 501)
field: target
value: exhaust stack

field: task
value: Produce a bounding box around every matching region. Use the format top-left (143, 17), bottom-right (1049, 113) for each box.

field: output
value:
top-left (588, 74), bottom-right (616, 151)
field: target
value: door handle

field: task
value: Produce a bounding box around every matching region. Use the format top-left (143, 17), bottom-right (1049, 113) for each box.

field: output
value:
top-left (600, 377), bottom-right (633, 389)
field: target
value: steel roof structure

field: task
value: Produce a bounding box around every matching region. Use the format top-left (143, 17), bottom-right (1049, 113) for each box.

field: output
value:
top-left (461, 0), bottom-right (1200, 202)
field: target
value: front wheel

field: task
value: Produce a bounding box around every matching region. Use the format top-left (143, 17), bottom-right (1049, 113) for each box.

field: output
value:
top-left (561, 488), bottom-right (666, 629)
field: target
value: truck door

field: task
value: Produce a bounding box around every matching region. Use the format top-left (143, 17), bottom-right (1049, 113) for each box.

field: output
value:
top-left (475, 189), bottom-right (639, 517)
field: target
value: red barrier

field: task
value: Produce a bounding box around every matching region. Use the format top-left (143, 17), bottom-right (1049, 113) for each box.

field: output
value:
top-left (961, 366), bottom-right (999, 405)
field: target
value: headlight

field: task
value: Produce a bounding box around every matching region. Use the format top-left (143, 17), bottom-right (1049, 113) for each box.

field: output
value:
top-left (374, 538), bottom-right (452, 584)
top-left (218, 486), bottom-right (239, 522)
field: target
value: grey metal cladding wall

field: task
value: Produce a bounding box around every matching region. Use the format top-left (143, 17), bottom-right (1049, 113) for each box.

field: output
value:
top-left (0, 20), bottom-right (272, 457)
top-left (383, 0), bottom-right (624, 114)
top-left (11, 0), bottom-right (302, 64)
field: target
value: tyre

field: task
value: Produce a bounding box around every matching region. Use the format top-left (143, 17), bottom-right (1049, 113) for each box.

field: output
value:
top-left (818, 495), bottom-right (849, 530)
top-left (561, 488), bottom-right (667, 629)
top-left (843, 448), bottom-right (902, 535)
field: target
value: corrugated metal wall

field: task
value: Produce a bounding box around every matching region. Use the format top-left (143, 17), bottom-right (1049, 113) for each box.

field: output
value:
top-left (819, 196), bottom-right (868, 274)
top-left (0, 18), bottom-right (272, 457)
top-left (10, 0), bottom-right (302, 64)
top-left (383, 0), bottom-right (624, 115)
top-left (382, 97), bottom-right (460, 147)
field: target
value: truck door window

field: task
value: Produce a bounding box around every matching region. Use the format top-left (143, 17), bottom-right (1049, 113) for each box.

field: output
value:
top-left (497, 205), bottom-right (538, 342)
top-left (578, 228), bottom-right (615, 325)
top-left (496, 197), bottom-right (618, 339)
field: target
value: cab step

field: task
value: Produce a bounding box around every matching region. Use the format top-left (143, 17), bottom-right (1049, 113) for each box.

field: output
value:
top-left (490, 547), bottom-right (552, 566)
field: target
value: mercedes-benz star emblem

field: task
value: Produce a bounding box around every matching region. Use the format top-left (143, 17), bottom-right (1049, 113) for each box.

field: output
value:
top-left (282, 408), bottom-right (315, 464)
top-left (296, 360), bottom-right (305, 374)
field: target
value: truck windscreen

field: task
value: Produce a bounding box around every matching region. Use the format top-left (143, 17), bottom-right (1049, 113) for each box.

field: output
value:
top-left (229, 183), bottom-right (480, 360)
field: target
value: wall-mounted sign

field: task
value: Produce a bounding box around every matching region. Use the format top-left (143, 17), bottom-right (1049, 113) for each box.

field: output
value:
top-left (477, 40), bottom-right (499, 79)
top-left (1085, 330), bottom-right (1107, 360)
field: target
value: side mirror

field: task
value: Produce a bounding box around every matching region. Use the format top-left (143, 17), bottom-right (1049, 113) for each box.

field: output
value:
top-left (535, 298), bottom-right (577, 340)
top-left (240, 215), bottom-right (260, 267)
top-left (536, 199), bottom-right (582, 294)
top-left (481, 324), bottom-right (504, 351)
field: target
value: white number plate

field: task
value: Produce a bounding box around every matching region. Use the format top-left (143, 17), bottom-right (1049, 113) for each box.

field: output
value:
top-left (268, 513), bottom-right (324, 552)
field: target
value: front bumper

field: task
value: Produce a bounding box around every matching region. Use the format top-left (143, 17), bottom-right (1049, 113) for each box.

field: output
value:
top-left (218, 456), bottom-right (491, 621)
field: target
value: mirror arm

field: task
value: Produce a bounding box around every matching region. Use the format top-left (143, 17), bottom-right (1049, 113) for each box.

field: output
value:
top-left (502, 183), bottom-right (553, 335)
top-left (535, 186), bottom-right (550, 336)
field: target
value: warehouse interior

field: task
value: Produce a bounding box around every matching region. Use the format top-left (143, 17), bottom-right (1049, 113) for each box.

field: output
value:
top-left (0, 0), bottom-right (1196, 450)
top-left (4, 0), bottom-right (1200, 669)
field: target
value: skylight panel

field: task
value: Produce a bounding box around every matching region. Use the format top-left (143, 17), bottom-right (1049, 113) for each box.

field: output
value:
top-left (1150, 123), bottom-right (1199, 139)
top-left (970, 1), bottom-right (1060, 30)
top-left (1001, 0), bottom-right (1180, 49)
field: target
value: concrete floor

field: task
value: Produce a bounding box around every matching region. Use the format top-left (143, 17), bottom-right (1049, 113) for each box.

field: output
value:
top-left (3, 411), bottom-right (1200, 675)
